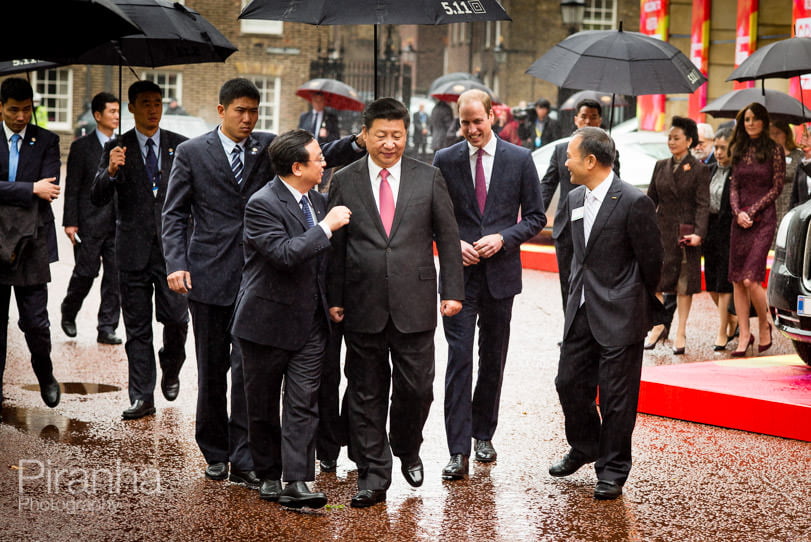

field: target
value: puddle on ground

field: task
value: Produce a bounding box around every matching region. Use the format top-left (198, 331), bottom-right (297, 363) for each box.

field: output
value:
top-left (1, 405), bottom-right (91, 442)
top-left (20, 382), bottom-right (121, 394)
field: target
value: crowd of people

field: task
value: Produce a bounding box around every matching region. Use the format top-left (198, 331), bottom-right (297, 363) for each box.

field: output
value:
top-left (1, 72), bottom-right (808, 511)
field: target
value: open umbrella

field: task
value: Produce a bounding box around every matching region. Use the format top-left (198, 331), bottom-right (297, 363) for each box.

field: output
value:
top-left (428, 72), bottom-right (482, 95)
top-left (559, 90), bottom-right (627, 111)
top-left (430, 79), bottom-right (498, 104)
top-left (0, 59), bottom-right (61, 76)
top-left (701, 88), bottom-right (811, 125)
top-left (297, 78), bottom-right (365, 112)
top-left (239, 0), bottom-right (511, 98)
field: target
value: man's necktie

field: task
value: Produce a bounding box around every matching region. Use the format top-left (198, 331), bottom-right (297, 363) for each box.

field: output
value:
top-left (8, 133), bottom-right (21, 182)
top-left (312, 112), bottom-right (321, 137)
top-left (475, 148), bottom-right (487, 214)
top-left (145, 138), bottom-right (158, 196)
top-left (231, 145), bottom-right (243, 185)
top-left (300, 194), bottom-right (316, 229)
top-left (584, 192), bottom-right (596, 245)
top-left (379, 168), bottom-right (395, 236)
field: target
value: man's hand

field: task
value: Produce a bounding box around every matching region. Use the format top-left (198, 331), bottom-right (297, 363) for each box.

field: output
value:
top-left (460, 240), bottom-right (480, 266)
top-left (440, 299), bottom-right (462, 317)
top-left (64, 226), bottom-right (79, 245)
top-left (473, 233), bottom-right (504, 259)
top-left (167, 270), bottom-right (192, 294)
top-left (329, 306), bottom-right (345, 323)
top-left (324, 205), bottom-right (352, 231)
top-left (33, 178), bottom-right (59, 201)
top-left (681, 233), bottom-right (702, 247)
top-left (107, 145), bottom-right (126, 176)
top-left (354, 132), bottom-right (366, 149)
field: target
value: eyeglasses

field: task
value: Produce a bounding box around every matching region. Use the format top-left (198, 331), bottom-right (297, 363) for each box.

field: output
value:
top-left (302, 156), bottom-right (326, 164)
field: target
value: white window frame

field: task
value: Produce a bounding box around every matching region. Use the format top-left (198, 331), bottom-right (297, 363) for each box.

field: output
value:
top-left (31, 68), bottom-right (73, 132)
top-left (140, 71), bottom-right (183, 107)
top-left (249, 76), bottom-right (281, 133)
top-left (583, 0), bottom-right (617, 31)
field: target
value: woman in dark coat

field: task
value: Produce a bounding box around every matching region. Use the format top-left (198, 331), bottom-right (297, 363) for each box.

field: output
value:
top-left (645, 116), bottom-right (710, 354)
top-left (728, 103), bottom-right (784, 356)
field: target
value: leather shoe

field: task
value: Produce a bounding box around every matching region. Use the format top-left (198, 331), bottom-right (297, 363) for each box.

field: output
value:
top-left (97, 331), bottom-right (122, 345)
top-left (350, 489), bottom-right (387, 508)
top-left (549, 450), bottom-right (594, 477)
top-left (278, 481), bottom-right (327, 509)
top-left (441, 454), bottom-right (469, 480)
top-left (259, 479), bottom-right (282, 502)
top-left (205, 462), bottom-right (228, 480)
top-left (122, 400), bottom-right (155, 420)
top-left (401, 457), bottom-right (423, 487)
top-left (61, 318), bottom-right (77, 338)
top-left (39, 377), bottom-right (61, 408)
top-left (229, 468), bottom-right (260, 490)
top-left (158, 348), bottom-right (181, 402)
top-left (594, 479), bottom-right (623, 500)
top-left (319, 459), bottom-right (337, 473)
top-left (474, 439), bottom-right (497, 463)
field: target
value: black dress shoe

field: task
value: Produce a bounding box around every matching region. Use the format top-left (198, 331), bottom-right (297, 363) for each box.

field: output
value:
top-left (319, 459), bottom-right (337, 473)
top-left (441, 454), bottom-right (469, 480)
top-left (122, 400), bottom-right (155, 420)
top-left (350, 489), bottom-right (387, 508)
top-left (259, 479), bottom-right (282, 502)
top-left (97, 331), bottom-right (122, 345)
top-left (401, 457), bottom-right (423, 487)
top-left (549, 450), bottom-right (594, 477)
top-left (158, 348), bottom-right (181, 401)
top-left (205, 461), bottom-right (228, 480)
top-left (594, 479), bottom-right (623, 500)
top-left (61, 318), bottom-right (77, 338)
top-left (39, 377), bottom-right (61, 408)
top-left (474, 439), bottom-right (497, 462)
top-left (229, 468), bottom-right (260, 489)
top-left (278, 481), bottom-right (328, 509)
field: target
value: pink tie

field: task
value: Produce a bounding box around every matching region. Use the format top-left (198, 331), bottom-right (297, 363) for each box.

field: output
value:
top-left (379, 168), bottom-right (395, 236)
top-left (475, 148), bottom-right (487, 214)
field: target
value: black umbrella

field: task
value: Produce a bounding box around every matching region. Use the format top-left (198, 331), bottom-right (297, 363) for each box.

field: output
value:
top-left (0, 59), bottom-right (61, 76)
top-left (559, 90), bottom-right (627, 111)
top-left (239, 0), bottom-right (511, 98)
top-left (701, 88), bottom-right (811, 125)
top-left (2, 0), bottom-right (142, 62)
top-left (726, 37), bottom-right (811, 82)
top-left (297, 79), bottom-right (365, 112)
top-left (428, 72), bottom-right (482, 95)
top-left (430, 79), bottom-right (499, 104)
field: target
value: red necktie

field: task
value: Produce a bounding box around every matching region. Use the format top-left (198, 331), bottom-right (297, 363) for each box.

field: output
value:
top-left (475, 148), bottom-right (487, 214)
top-left (379, 168), bottom-right (395, 236)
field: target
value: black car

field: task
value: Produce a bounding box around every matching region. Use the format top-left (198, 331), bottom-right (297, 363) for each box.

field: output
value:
top-left (767, 200), bottom-right (811, 366)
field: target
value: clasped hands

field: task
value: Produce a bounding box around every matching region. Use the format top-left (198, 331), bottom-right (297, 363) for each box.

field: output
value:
top-left (736, 211), bottom-right (753, 229)
top-left (460, 234), bottom-right (504, 266)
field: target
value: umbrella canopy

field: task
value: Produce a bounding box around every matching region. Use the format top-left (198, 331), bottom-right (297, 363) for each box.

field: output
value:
top-left (296, 79), bottom-right (365, 112)
top-left (559, 90), bottom-right (628, 111)
top-left (0, 59), bottom-right (60, 76)
top-left (526, 26), bottom-right (706, 96)
top-left (428, 72), bottom-right (482, 95)
top-left (727, 37), bottom-right (811, 82)
top-left (701, 88), bottom-right (811, 125)
top-left (430, 79), bottom-right (498, 104)
top-left (2, 0), bottom-right (142, 62)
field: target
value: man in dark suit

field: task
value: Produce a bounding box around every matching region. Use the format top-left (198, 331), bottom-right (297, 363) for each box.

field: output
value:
top-left (521, 98), bottom-right (561, 150)
top-left (790, 149), bottom-right (811, 208)
top-left (433, 89), bottom-right (545, 480)
top-left (61, 92), bottom-right (122, 345)
top-left (91, 80), bottom-right (189, 420)
top-left (0, 77), bottom-right (62, 415)
top-left (412, 103), bottom-right (429, 156)
top-left (231, 129), bottom-right (352, 508)
top-left (549, 127), bottom-right (663, 500)
top-left (327, 98), bottom-right (465, 508)
top-left (162, 78), bottom-right (365, 488)
top-left (541, 99), bottom-right (619, 310)
top-left (298, 92), bottom-right (340, 144)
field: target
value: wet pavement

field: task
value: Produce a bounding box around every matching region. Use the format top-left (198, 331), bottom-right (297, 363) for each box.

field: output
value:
top-left (2, 202), bottom-right (810, 540)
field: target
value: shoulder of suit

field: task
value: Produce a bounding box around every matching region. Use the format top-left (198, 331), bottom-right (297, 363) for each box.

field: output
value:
top-left (161, 129), bottom-right (187, 145)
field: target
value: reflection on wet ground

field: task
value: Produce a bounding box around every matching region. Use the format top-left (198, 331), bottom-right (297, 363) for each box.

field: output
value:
top-left (21, 382), bottom-right (121, 395)
top-left (2, 405), bottom-right (90, 442)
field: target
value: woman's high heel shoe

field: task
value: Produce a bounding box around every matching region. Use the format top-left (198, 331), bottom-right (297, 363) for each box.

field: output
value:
top-left (731, 335), bottom-right (754, 358)
top-left (644, 326), bottom-right (669, 350)
top-left (672, 336), bottom-right (686, 355)
top-left (758, 324), bottom-right (773, 353)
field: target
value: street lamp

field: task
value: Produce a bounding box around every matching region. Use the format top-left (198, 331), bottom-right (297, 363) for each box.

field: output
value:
top-left (560, 0), bottom-right (586, 35)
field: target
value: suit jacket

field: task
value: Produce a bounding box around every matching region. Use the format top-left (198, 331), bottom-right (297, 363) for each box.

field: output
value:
top-left (298, 110), bottom-right (340, 144)
top-left (90, 128), bottom-right (187, 272)
top-left (433, 137), bottom-right (546, 299)
top-left (162, 130), bottom-right (364, 307)
top-left (790, 160), bottom-right (811, 209)
top-left (0, 124), bottom-right (60, 285)
top-left (564, 175), bottom-right (663, 346)
top-left (230, 178), bottom-right (332, 350)
top-left (327, 155), bottom-right (465, 334)
top-left (62, 131), bottom-right (115, 237)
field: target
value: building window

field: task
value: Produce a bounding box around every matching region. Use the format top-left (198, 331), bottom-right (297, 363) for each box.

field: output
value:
top-left (141, 71), bottom-right (182, 107)
top-left (249, 76), bottom-right (280, 133)
top-left (583, 0), bottom-right (616, 31)
top-left (240, 0), bottom-right (283, 35)
top-left (32, 68), bottom-right (72, 131)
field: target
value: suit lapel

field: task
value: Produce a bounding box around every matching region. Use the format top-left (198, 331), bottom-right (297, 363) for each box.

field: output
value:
top-left (389, 157), bottom-right (417, 239)
top-left (456, 143), bottom-right (481, 217)
top-left (272, 178), bottom-right (309, 231)
top-left (241, 133), bottom-right (263, 187)
top-left (584, 176), bottom-right (622, 257)
top-left (354, 160), bottom-right (388, 240)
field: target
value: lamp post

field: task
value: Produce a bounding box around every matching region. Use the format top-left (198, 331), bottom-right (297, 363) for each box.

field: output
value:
top-left (560, 0), bottom-right (586, 35)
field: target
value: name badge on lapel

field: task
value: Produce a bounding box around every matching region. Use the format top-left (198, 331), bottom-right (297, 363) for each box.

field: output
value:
top-left (571, 206), bottom-right (584, 221)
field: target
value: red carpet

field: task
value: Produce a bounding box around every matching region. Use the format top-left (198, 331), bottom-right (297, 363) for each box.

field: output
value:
top-left (638, 355), bottom-right (811, 441)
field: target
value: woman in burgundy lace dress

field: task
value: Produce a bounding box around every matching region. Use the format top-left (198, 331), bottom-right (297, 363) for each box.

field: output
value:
top-left (728, 103), bottom-right (784, 356)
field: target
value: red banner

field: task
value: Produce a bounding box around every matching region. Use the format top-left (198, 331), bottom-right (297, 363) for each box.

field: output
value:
top-left (638, 0), bottom-right (669, 130)
top-left (688, 0), bottom-right (711, 121)
top-left (791, 0), bottom-right (811, 129)
top-left (734, 0), bottom-right (758, 90)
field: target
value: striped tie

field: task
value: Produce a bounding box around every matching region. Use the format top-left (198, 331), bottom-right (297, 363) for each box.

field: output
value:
top-left (300, 194), bottom-right (315, 228)
top-left (231, 145), bottom-right (243, 184)
top-left (584, 191), bottom-right (596, 244)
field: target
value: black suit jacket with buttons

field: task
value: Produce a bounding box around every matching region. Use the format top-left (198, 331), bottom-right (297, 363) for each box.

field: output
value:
top-left (62, 131), bottom-right (115, 237)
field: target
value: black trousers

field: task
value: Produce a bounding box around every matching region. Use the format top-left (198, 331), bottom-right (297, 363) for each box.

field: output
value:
top-left (0, 284), bottom-right (53, 389)
top-left (118, 241), bottom-right (188, 403)
top-left (239, 314), bottom-right (326, 482)
top-left (61, 233), bottom-right (120, 333)
top-left (189, 300), bottom-right (252, 471)
top-left (316, 321), bottom-right (348, 462)
top-left (555, 304), bottom-right (644, 484)
top-left (345, 319), bottom-right (435, 491)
